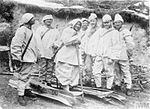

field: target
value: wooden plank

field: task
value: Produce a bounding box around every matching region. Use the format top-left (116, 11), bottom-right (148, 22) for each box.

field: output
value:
top-left (0, 72), bottom-right (13, 75)
top-left (0, 46), bottom-right (9, 51)
top-left (32, 91), bottom-right (73, 107)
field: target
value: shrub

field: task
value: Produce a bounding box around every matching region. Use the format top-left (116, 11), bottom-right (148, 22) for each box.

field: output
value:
top-left (0, 1), bottom-right (15, 23)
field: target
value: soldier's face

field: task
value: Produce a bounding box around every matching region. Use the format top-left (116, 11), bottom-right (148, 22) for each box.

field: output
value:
top-left (90, 19), bottom-right (97, 28)
top-left (103, 20), bottom-right (112, 29)
top-left (74, 21), bottom-right (82, 31)
top-left (82, 20), bottom-right (89, 30)
top-left (114, 21), bottom-right (122, 30)
top-left (29, 17), bottom-right (35, 25)
top-left (44, 19), bottom-right (53, 26)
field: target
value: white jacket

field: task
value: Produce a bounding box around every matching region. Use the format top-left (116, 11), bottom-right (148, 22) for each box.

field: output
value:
top-left (11, 26), bottom-right (38, 62)
top-left (119, 27), bottom-right (135, 50)
top-left (88, 27), bottom-right (122, 60)
top-left (35, 25), bottom-right (60, 59)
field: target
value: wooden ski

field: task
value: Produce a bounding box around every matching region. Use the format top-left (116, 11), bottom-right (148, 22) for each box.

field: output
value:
top-left (30, 79), bottom-right (83, 106)
top-left (73, 86), bottom-right (126, 105)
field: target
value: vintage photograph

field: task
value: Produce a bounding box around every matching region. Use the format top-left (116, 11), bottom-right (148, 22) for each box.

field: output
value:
top-left (0, 0), bottom-right (149, 109)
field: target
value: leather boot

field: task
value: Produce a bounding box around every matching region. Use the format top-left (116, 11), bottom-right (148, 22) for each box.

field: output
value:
top-left (18, 96), bottom-right (27, 106)
top-left (24, 89), bottom-right (37, 98)
top-left (125, 88), bottom-right (132, 96)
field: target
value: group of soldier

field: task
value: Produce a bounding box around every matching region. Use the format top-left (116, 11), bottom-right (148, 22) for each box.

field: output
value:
top-left (10, 12), bottom-right (135, 106)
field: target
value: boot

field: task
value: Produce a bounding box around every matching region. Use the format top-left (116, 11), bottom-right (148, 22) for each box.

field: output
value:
top-left (112, 85), bottom-right (121, 91)
top-left (24, 89), bottom-right (37, 98)
top-left (63, 85), bottom-right (70, 92)
top-left (18, 96), bottom-right (27, 106)
top-left (121, 83), bottom-right (132, 96)
top-left (125, 88), bottom-right (132, 96)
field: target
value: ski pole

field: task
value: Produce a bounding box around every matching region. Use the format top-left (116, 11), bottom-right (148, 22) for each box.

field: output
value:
top-left (76, 44), bottom-right (84, 101)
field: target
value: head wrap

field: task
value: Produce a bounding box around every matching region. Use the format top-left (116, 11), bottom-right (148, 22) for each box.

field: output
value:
top-left (88, 13), bottom-right (97, 21)
top-left (42, 15), bottom-right (53, 23)
top-left (20, 13), bottom-right (34, 26)
top-left (114, 13), bottom-right (124, 23)
top-left (102, 14), bottom-right (112, 22)
top-left (68, 18), bottom-right (81, 28)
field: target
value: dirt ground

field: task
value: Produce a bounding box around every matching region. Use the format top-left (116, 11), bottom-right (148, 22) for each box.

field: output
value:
top-left (0, 74), bottom-right (149, 109)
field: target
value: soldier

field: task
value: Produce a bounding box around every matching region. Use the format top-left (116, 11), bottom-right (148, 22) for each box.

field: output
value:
top-left (55, 19), bottom-right (82, 92)
top-left (35, 15), bottom-right (60, 80)
top-left (81, 13), bottom-right (99, 83)
top-left (80, 18), bottom-right (89, 37)
top-left (89, 14), bottom-right (122, 89)
top-left (80, 18), bottom-right (89, 72)
top-left (113, 14), bottom-right (135, 94)
top-left (10, 13), bottom-right (38, 106)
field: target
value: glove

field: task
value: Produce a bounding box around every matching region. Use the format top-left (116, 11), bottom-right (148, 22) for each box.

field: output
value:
top-left (12, 60), bottom-right (22, 68)
top-left (52, 44), bottom-right (58, 50)
top-left (72, 40), bottom-right (81, 45)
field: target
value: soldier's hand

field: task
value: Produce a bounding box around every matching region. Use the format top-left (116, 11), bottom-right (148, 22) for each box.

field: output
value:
top-left (72, 40), bottom-right (81, 45)
top-left (52, 44), bottom-right (58, 50)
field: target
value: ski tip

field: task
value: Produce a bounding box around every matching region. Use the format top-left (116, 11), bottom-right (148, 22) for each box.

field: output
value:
top-left (69, 91), bottom-right (83, 96)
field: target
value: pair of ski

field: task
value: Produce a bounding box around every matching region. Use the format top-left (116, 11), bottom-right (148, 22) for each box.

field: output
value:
top-left (30, 79), bottom-right (83, 107)
top-left (30, 79), bottom-right (126, 107)
top-left (30, 44), bottom-right (126, 106)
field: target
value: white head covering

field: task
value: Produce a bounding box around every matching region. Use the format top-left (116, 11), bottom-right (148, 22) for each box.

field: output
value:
top-left (88, 13), bottom-right (97, 21)
top-left (81, 18), bottom-right (89, 23)
top-left (114, 13), bottom-right (124, 23)
top-left (102, 14), bottom-right (112, 22)
top-left (42, 15), bottom-right (53, 23)
top-left (68, 18), bottom-right (81, 28)
top-left (20, 13), bottom-right (34, 26)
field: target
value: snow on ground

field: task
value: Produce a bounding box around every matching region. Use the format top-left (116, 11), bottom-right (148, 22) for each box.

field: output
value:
top-left (6, 0), bottom-right (86, 9)
top-left (7, 0), bottom-right (64, 9)
top-left (126, 1), bottom-right (149, 19)
top-left (134, 1), bottom-right (150, 8)
top-left (68, 5), bottom-right (84, 9)
top-left (123, 9), bottom-right (149, 20)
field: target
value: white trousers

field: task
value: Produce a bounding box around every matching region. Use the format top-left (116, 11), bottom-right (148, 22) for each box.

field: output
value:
top-left (92, 57), bottom-right (115, 89)
top-left (118, 60), bottom-right (132, 89)
top-left (55, 61), bottom-right (79, 86)
top-left (10, 63), bottom-right (39, 96)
